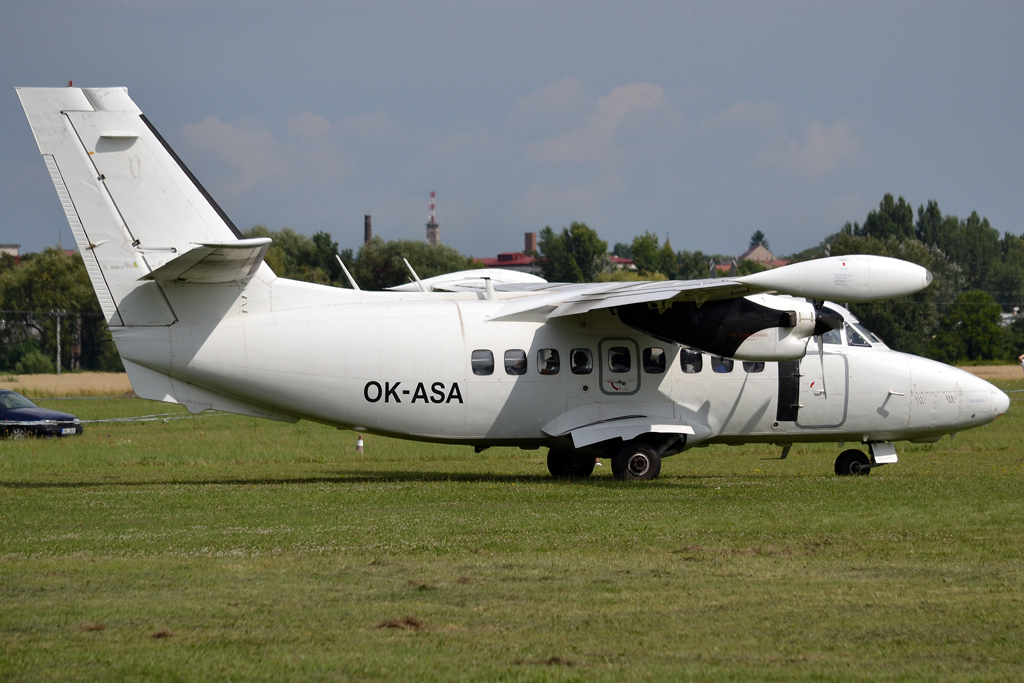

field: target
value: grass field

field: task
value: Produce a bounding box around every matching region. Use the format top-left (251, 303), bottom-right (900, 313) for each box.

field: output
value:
top-left (2, 379), bottom-right (1023, 681)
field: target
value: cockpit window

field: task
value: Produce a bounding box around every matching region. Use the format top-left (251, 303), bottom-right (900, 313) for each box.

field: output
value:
top-left (846, 323), bottom-right (871, 347)
top-left (504, 349), bottom-right (528, 375)
top-left (854, 323), bottom-right (882, 344)
top-left (608, 347), bottom-right (631, 373)
top-left (643, 348), bottom-right (666, 374)
top-left (537, 349), bottom-right (560, 375)
top-left (471, 350), bottom-right (494, 375)
top-left (570, 348), bottom-right (593, 374)
top-left (822, 328), bottom-right (842, 345)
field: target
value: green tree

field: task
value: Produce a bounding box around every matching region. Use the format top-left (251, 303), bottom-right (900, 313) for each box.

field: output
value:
top-left (611, 242), bottom-right (632, 259)
top-left (352, 237), bottom-right (479, 291)
top-left (244, 226), bottom-right (343, 285)
top-left (629, 232), bottom-right (676, 279)
top-left (913, 203), bottom-right (999, 291)
top-left (0, 247), bottom-right (117, 372)
top-left (748, 230), bottom-right (770, 251)
top-left (989, 233), bottom-right (1024, 310)
top-left (844, 194), bottom-right (915, 241)
top-left (676, 250), bottom-right (714, 280)
top-left (928, 291), bottom-right (1007, 363)
top-left (536, 222), bottom-right (608, 283)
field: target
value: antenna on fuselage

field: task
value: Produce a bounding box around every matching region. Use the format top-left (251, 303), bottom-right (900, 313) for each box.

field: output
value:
top-left (403, 258), bottom-right (426, 292)
top-left (336, 254), bottom-right (361, 291)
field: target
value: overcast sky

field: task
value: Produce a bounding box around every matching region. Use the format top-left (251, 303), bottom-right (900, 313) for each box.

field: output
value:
top-left (3, 1), bottom-right (1022, 259)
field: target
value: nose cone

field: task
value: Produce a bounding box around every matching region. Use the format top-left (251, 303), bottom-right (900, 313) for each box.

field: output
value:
top-left (993, 387), bottom-right (1010, 417)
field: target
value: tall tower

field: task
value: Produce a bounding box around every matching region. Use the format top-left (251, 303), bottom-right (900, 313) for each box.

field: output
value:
top-left (426, 191), bottom-right (440, 245)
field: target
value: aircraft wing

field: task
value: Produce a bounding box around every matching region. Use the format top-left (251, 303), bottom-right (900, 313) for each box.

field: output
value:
top-left (489, 255), bottom-right (932, 321)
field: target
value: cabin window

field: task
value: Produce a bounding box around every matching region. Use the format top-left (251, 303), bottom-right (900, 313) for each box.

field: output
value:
top-left (643, 347), bottom-right (666, 374)
top-left (570, 348), bottom-right (593, 375)
top-left (846, 324), bottom-right (871, 348)
top-left (471, 349), bottom-right (494, 376)
top-left (680, 350), bottom-right (703, 374)
top-left (742, 361), bottom-right (765, 373)
top-left (537, 349), bottom-right (560, 375)
top-left (608, 347), bottom-right (632, 373)
top-left (711, 356), bottom-right (734, 373)
top-left (822, 328), bottom-right (842, 345)
top-left (504, 349), bottom-right (528, 375)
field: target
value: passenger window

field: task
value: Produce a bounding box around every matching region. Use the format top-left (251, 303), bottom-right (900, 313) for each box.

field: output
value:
top-left (680, 350), bottom-right (703, 374)
top-left (537, 349), bottom-right (560, 375)
top-left (471, 349), bottom-right (494, 376)
top-left (504, 349), bottom-right (528, 375)
top-left (570, 348), bottom-right (593, 375)
top-left (822, 328), bottom-right (842, 345)
top-left (742, 361), bottom-right (765, 373)
top-left (643, 348), bottom-right (666, 374)
top-left (846, 324), bottom-right (871, 347)
top-left (711, 356), bottom-right (734, 373)
top-left (608, 347), bottom-right (631, 373)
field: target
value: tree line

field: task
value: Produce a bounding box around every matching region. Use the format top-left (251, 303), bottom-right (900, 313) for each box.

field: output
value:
top-left (3, 192), bottom-right (1022, 373)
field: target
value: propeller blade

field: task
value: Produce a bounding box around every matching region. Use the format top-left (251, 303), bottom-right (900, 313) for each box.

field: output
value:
top-left (817, 334), bottom-right (827, 398)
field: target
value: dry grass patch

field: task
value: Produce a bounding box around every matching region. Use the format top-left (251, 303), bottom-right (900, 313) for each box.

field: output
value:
top-left (0, 372), bottom-right (132, 397)
top-left (959, 364), bottom-right (1024, 380)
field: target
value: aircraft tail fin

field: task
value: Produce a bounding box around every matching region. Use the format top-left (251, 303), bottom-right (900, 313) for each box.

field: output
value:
top-left (16, 87), bottom-right (265, 327)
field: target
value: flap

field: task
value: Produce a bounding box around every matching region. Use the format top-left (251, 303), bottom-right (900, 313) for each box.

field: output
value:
top-left (141, 238), bottom-right (271, 284)
top-left (541, 401), bottom-right (712, 449)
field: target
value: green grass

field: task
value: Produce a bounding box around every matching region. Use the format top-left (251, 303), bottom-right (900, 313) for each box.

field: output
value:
top-left (2, 385), bottom-right (1024, 681)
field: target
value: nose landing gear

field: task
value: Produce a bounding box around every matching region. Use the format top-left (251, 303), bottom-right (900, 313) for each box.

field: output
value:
top-left (834, 448), bottom-right (871, 476)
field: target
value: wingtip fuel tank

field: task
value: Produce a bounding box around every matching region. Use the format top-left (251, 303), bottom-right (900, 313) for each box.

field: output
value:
top-left (737, 255), bottom-right (932, 303)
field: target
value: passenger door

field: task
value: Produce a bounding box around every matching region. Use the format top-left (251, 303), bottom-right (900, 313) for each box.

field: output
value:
top-left (598, 338), bottom-right (640, 396)
top-left (796, 354), bottom-right (849, 428)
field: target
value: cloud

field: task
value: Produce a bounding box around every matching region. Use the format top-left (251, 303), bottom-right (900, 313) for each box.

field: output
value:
top-left (180, 117), bottom-right (291, 200)
top-left (701, 100), bottom-right (784, 132)
top-left (507, 77), bottom-right (592, 137)
top-left (754, 120), bottom-right (863, 177)
top-left (528, 82), bottom-right (671, 165)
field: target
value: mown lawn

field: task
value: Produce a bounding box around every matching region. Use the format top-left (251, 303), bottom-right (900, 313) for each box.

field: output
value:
top-left (1, 385), bottom-right (1023, 681)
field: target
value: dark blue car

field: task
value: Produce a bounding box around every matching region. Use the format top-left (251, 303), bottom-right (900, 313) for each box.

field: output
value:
top-left (0, 390), bottom-right (83, 439)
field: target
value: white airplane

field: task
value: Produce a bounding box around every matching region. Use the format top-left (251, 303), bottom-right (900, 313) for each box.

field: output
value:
top-left (16, 87), bottom-right (1011, 480)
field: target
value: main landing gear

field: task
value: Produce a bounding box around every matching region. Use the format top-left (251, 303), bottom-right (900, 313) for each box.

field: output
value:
top-left (546, 449), bottom-right (596, 479)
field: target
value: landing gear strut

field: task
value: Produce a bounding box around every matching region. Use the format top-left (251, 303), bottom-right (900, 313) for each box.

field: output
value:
top-left (547, 449), bottom-right (596, 479)
top-left (834, 448), bottom-right (871, 476)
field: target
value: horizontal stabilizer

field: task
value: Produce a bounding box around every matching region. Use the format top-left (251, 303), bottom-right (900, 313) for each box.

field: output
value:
top-left (141, 238), bottom-right (271, 284)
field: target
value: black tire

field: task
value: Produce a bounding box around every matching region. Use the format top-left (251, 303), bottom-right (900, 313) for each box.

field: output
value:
top-left (8, 427), bottom-right (28, 441)
top-left (612, 442), bottom-right (662, 481)
top-left (547, 449), bottom-right (596, 479)
top-left (835, 449), bottom-right (871, 476)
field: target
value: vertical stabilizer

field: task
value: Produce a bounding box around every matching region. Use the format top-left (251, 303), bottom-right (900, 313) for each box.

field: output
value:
top-left (16, 87), bottom-right (258, 327)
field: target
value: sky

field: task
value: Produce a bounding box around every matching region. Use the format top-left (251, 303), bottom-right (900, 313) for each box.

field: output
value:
top-left (2, 1), bottom-right (1022, 259)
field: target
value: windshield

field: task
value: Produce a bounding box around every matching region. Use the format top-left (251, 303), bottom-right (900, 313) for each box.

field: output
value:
top-left (0, 392), bottom-right (37, 410)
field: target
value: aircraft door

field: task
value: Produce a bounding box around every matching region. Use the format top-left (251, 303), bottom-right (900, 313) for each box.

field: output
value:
top-left (796, 354), bottom-right (849, 428)
top-left (598, 338), bottom-right (640, 396)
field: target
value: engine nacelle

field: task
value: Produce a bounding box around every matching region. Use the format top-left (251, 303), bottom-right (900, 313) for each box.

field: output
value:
top-left (617, 293), bottom-right (829, 361)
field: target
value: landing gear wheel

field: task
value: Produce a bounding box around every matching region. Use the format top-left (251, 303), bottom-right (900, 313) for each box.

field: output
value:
top-left (835, 449), bottom-right (871, 476)
top-left (612, 442), bottom-right (662, 481)
top-left (547, 449), bottom-right (596, 479)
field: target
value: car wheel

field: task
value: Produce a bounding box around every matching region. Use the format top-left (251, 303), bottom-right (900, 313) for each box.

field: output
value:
top-left (8, 427), bottom-right (28, 441)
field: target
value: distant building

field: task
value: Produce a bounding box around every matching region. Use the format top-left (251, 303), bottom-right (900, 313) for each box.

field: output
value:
top-left (738, 243), bottom-right (788, 268)
top-left (474, 233), bottom-right (542, 275)
top-left (0, 244), bottom-right (19, 257)
top-left (608, 255), bottom-right (635, 270)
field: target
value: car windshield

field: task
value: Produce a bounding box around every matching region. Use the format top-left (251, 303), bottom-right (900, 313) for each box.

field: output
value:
top-left (0, 392), bottom-right (37, 410)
